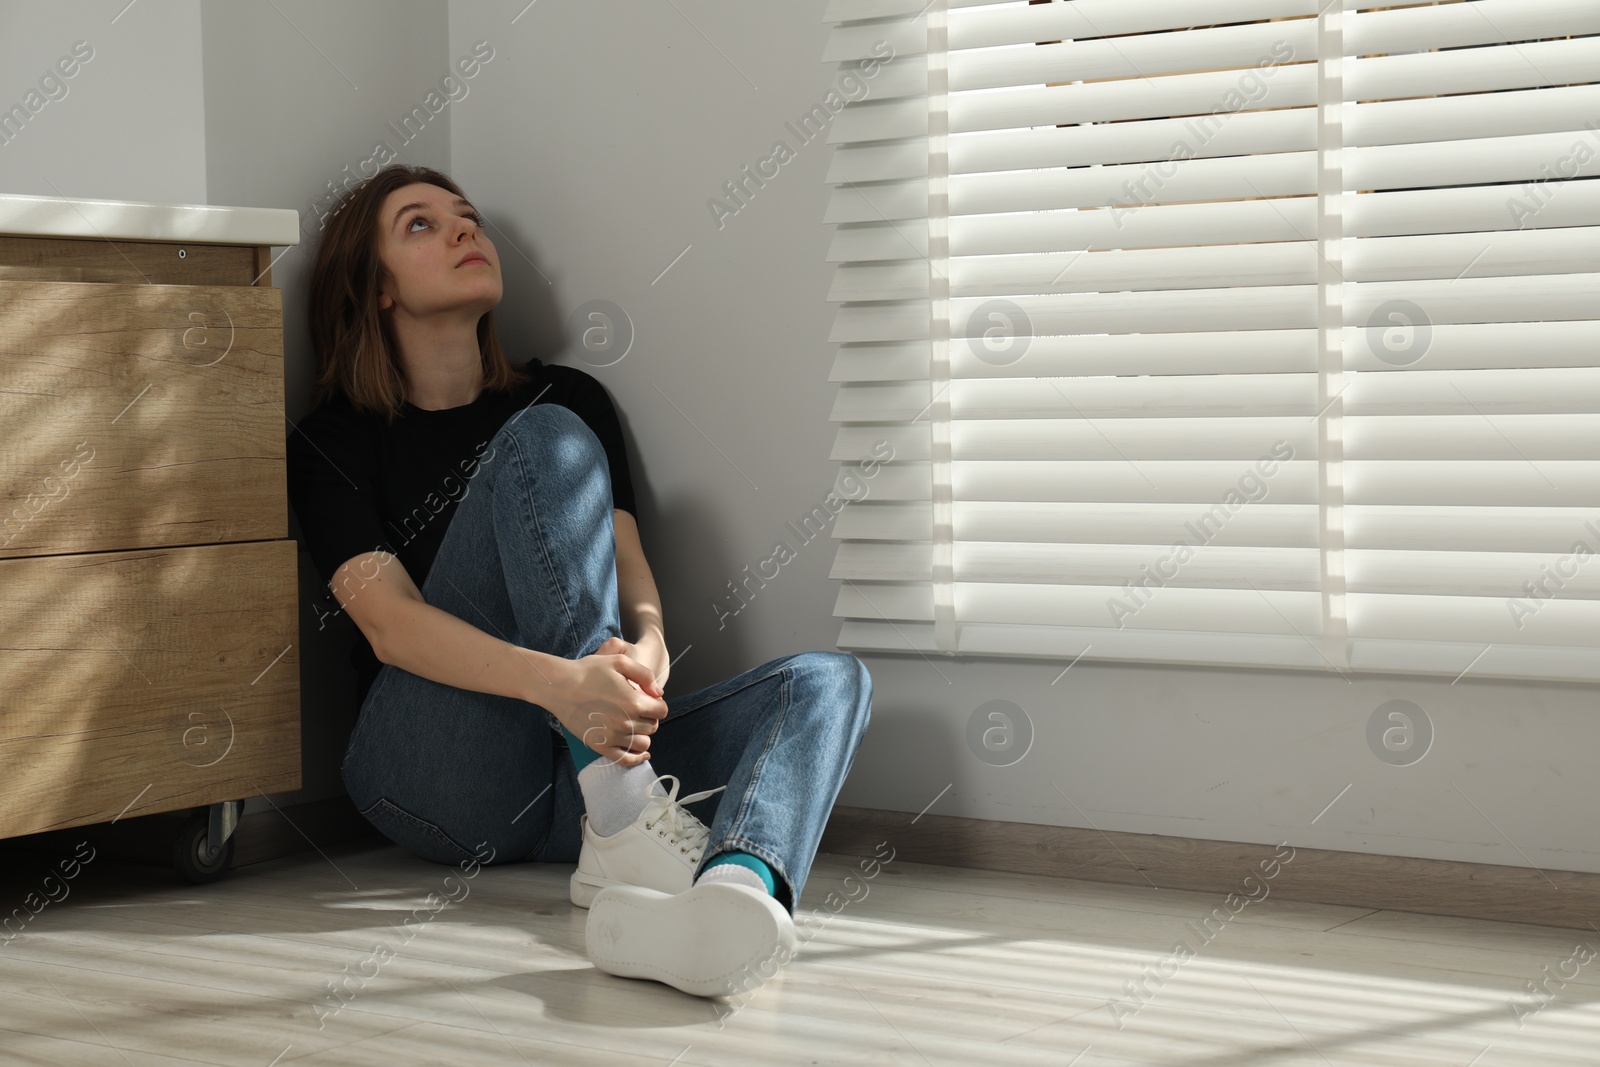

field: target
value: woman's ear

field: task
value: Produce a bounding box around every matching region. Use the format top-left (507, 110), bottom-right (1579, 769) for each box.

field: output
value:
top-left (374, 260), bottom-right (394, 312)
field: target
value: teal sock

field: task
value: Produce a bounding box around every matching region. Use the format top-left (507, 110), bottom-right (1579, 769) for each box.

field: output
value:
top-left (561, 725), bottom-right (602, 772)
top-left (703, 851), bottom-right (776, 896)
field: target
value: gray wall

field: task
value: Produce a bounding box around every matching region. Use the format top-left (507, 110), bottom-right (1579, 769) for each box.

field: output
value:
top-left (0, 0), bottom-right (206, 202)
top-left (4, 0), bottom-right (1596, 878)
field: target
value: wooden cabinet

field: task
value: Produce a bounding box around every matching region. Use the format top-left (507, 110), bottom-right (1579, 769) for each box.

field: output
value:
top-left (0, 197), bottom-right (302, 850)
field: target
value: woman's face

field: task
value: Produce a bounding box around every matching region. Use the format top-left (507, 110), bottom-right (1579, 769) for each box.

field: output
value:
top-left (375, 182), bottom-right (502, 321)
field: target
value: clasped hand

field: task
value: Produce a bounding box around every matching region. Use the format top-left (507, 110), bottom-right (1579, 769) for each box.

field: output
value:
top-left (552, 634), bottom-right (670, 767)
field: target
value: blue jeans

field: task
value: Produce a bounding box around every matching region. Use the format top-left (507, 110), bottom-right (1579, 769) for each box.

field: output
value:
top-left (340, 402), bottom-right (872, 914)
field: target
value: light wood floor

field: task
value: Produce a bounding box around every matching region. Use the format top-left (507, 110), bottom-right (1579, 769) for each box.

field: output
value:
top-left (1, 837), bottom-right (1597, 1065)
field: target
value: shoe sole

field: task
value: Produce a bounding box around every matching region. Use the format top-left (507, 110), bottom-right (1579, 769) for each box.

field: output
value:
top-left (585, 883), bottom-right (797, 998)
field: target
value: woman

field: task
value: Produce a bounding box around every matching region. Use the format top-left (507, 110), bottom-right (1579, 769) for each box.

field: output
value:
top-left (286, 163), bottom-right (873, 998)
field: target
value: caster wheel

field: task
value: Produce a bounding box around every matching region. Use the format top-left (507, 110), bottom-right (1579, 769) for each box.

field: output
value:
top-left (173, 810), bottom-right (235, 884)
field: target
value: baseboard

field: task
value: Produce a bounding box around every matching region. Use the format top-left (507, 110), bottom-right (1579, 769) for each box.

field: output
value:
top-left (819, 805), bottom-right (1600, 931)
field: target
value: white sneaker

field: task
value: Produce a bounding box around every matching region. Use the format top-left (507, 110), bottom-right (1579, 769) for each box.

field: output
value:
top-left (569, 774), bottom-right (726, 908)
top-left (585, 881), bottom-right (798, 998)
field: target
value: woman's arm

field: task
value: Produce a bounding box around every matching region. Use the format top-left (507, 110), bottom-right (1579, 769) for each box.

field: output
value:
top-left (340, 550), bottom-right (666, 763)
top-left (612, 509), bottom-right (671, 687)
top-left (340, 550), bottom-right (573, 708)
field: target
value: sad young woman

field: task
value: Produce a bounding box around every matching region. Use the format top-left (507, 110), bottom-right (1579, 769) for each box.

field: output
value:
top-left (286, 163), bottom-right (872, 998)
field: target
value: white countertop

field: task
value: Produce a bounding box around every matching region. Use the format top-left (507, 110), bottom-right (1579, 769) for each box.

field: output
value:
top-left (0, 191), bottom-right (302, 246)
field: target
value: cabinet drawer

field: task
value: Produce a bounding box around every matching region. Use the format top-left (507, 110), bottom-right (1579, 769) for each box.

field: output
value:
top-left (0, 278), bottom-right (287, 558)
top-left (0, 234), bottom-right (263, 287)
top-left (0, 540), bottom-right (300, 837)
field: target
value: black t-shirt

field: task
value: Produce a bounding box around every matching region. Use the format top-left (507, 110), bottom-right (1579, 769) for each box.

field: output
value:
top-left (285, 359), bottom-right (636, 708)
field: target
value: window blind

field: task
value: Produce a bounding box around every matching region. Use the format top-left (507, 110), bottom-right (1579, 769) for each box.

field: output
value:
top-left (820, 0), bottom-right (1600, 682)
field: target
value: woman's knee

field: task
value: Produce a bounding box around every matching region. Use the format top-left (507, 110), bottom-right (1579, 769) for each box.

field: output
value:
top-left (787, 651), bottom-right (873, 733)
top-left (489, 403), bottom-right (611, 512)
top-left (498, 401), bottom-right (605, 472)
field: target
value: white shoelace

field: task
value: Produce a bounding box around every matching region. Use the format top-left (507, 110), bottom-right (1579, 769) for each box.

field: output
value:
top-left (641, 774), bottom-right (726, 863)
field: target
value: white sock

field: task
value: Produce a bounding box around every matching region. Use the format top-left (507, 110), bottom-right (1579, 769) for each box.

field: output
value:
top-left (578, 759), bottom-right (664, 837)
top-left (695, 863), bottom-right (767, 893)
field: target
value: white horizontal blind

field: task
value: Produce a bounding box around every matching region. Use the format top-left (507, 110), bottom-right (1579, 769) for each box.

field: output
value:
top-left (820, 0), bottom-right (1600, 682)
top-left (1340, 0), bottom-right (1600, 681)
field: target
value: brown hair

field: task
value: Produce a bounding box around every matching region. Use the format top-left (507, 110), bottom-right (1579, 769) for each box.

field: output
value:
top-left (305, 164), bottom-right (531, 422)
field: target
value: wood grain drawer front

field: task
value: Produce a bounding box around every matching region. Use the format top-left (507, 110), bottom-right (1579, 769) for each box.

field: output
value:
top-left (0, 278), bottom-right (287, 558)
top-left (0, 539), bottom-right (301, 837)
top-left (0, 235), bottom-right (263, 287)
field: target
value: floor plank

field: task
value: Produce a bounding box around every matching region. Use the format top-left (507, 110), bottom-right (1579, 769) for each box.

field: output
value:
top-left (1, 838), bottom-right (1595, 1065)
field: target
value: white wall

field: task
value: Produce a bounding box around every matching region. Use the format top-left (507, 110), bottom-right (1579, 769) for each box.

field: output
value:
top-left (0, 0), bottom-right (206, 202)
top-left (444, 1), bottom-right (1600, 879)
top-left (7, 0), bottom-right (1597, 878)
